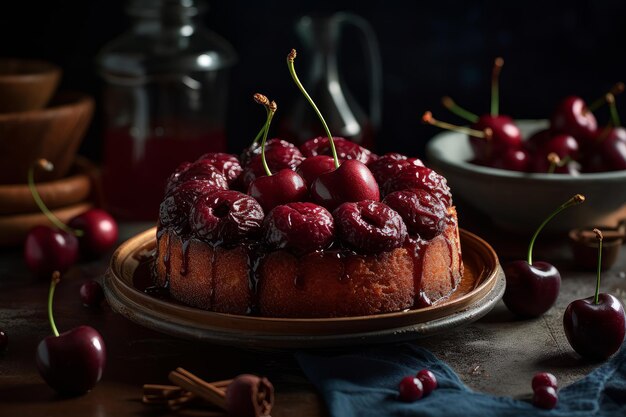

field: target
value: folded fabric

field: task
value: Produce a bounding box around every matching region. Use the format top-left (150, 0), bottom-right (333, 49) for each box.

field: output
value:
top-left (296, 343), bottom-right (626, 417)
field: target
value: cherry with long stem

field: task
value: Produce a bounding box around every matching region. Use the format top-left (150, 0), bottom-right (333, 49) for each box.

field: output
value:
top-left (287, 48), bottom-right (380, 210)
top-left (253, 93), bottom-right (277, 177)
top-left (441, 97), bottom-right (479, 123)
top-left (563, 228), bottom-right (626, 359)
top-left (36, 272), bottom-right (107, 394)
top-left (287, 49), bottom-right (339, 169)
top-left (29, 160), bottom-right (83, 237)
top-left (503, 194), bottom-right (586, 318)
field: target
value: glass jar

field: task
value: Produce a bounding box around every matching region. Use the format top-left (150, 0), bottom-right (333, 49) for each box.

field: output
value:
top-left (97, 0), bottom-right (236, 220)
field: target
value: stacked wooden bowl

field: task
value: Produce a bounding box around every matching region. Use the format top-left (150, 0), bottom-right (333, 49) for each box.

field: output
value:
top-left (0, 59), bottom-right (95, 246)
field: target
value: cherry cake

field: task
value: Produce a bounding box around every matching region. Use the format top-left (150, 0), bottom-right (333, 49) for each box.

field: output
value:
top-left (152, 138), bottom-right (463, 317)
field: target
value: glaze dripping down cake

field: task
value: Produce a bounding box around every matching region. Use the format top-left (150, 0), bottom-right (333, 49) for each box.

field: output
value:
top-left (151, 137), bottom-right (463, 318)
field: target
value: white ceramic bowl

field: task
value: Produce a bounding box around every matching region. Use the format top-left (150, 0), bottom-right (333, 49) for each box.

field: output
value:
top-left (426, 120), bottom-right (626, 233)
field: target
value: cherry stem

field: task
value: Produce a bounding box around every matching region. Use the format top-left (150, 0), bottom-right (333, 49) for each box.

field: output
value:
top-left (547, 153), bottom-right (571, 174)
top-left (253, 93), bottom-right (277, 177)
top-left (587, 82), bottom-right (625, 113)
top-left (287, 49), bottom-right (339, 168)
top-left (491, 57), bottom-right (504, 117)
top-left (48, 271), bottom-right (61, 337)
top-left (441, 96), bottom-right (479, 123)
top-left (422, 111), bottom-right (492, 139)
top-left (606, 93), bottom-right (621, 127)
top-left (593, 228), bottom-right (603, 305)
top-left (28, 160), bottom-right (83, 237)
top-left (251, 113), bottom-right (269, 146)
top-left (527, 194), bottom-right (585, 265)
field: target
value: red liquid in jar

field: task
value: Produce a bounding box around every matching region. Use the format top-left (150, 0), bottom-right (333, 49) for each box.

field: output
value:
top-left (102, 126), bottom-right (227, 221)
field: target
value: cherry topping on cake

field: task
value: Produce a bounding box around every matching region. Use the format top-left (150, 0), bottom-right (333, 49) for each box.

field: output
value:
top-left (287, 49), bottom-right (380, 211)
top-left (241, 139), bottom-right (305, 188)
top-left (300, 136), bottom-right (375, 164)
top-left (383, 165), bottom-right (452, 207)
top-left (263, 202), bottom-right (335, 253)
top-left (295, 155), bottom-right (336, 186)
top-left (383, 188), bottom-right (446, 240)
top-left (246, 94), bottom-right (308, 211)
top-left (190, 190), bottom-right (264, 244)
top-left (159, 179), bottom-right (221, 233)
top-left (334, 200), bottom-right (407, 254)
top-left (166, 160), bottom-right (228, 194)
top-left (367, 153), bottom-right (424, 187)
top-left (195, 152), bottom-right (243, 186)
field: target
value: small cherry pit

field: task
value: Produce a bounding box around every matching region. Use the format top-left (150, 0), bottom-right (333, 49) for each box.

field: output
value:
top-left (424, 57), bottom-right (625, 174)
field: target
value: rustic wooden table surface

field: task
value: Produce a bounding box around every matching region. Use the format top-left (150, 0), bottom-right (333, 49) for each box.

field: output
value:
top-left (1, 207), bottom-right (625, 417)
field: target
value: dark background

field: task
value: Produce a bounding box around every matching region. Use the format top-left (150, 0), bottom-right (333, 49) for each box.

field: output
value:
top-left (1, 0), bottom-right (625, 159)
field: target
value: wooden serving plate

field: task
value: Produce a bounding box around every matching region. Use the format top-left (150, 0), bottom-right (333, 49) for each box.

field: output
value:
top-left (104, 227), bottom-right (505, 349)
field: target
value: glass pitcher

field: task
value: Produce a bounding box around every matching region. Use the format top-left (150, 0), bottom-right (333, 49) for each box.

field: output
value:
top-left (282, 12), bottom-right (382, 150)
top-left (97, 0), bottom-right (236, 220)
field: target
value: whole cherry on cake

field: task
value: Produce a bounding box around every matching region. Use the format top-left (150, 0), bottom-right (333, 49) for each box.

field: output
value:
top-left (246, 94), bottom-right (307, 212)
top-left (563, 229), bottom-right (626, 360)
top-left (287, 49), bottom-right (380, 211)
top-left (36, 272), bottom-right (106, 394)
top-left (503, 194), bottom-right (585, 317)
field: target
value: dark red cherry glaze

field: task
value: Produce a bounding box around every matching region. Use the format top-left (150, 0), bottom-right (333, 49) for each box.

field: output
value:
top-left (471, 114), bottom-right (522, 162)
top-left (24, 226), bottom-right (79, 277)
top-left (367, 153), bottom-right (424, 187)
top-left (295, 155), bottom-right (336, 186)
top-left (551, 96), bottom-right (597, 144)
top-left (398, 376), bottom-right (424, 402)
top-left (36, 325), bottom-right (106, 394)
top-left (248, 169), bottom-right (307, 212)
top-left (563, 293), bottom-right (626, 360)
top-left (502, 261), bottom-right (561, 318)
top-left (263, 202), bottom-right (335, 253)
top-left (382, 165), bottom-right (452, 207)
top-left (532, 372), bottom-right (557, 391)
top-left (195, 152), bottom-right (243, 186)
top-left (490, 147), bottom-right (530, 172)
top-left (190, 190), bottom-right (264, 245)
top-left (333, 200), bottom-right (407, 254)
top-left (165, 159), bottom-right (228, 194)
top-left (80, 280), bottom-right (105, 307)
top-left (311, 160), bottom-right (380, 211)
top-left (159, 179), bottom-right (221, 234)
top-left (531, 134), bottom-right (580, 173)
top-left (68, 209), bottom-right (119, 256)
top-left (533, 386), bottom-right (558, 410)
top-left (300, 136), bottom-right (375, 164)
top-left (383, 189), bottom-right (446, 240)
top-left (416, 370), bottom-right (438, 395)
top-left (241, 140), bottom-right (304, 188)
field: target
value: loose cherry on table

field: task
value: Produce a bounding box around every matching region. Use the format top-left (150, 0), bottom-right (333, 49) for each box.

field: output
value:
top-left (80, 280), bottom-right (105, 308)
top-left (246, 94), bottom-right (308, 212)
top-left (563, 229), bottom-right (626, 360)
top-left (416, 369), bottom-right (438, 395)
top-left (287, 49), bottom-right (380, 211)
top-left (68, 209), bottom-right (119, 257)
top-left (533, 386), bottom-right (558, 409)
top-left (531, 372), bottom-right (557, 391)
top-left (36, 272), bottom-right (106, 394)
top-left (398, 376), bottom-right (424, 402)
top-left (24, 225), bottom-right (79, 277)
top-left (503, 194), bottom-right (586, 318)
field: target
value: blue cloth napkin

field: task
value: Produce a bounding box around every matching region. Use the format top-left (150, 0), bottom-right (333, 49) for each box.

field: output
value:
top-left (296, 343), bottom-right (626, 417)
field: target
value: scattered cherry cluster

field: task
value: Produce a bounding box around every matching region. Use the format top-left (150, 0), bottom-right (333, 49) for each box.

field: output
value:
top-left (531, 372), bottom-right (558, 409)
top-left (398, 369), bottom-right (438, 402)
top-left (425, 58), bottom-right (626, 174)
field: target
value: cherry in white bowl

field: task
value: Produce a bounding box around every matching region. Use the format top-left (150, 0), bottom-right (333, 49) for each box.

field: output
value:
top-left (426, 120), bottom-right (626, 233)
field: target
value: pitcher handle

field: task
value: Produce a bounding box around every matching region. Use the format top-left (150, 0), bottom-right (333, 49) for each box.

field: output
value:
top-left (335, 12), bottom-right (383, 130)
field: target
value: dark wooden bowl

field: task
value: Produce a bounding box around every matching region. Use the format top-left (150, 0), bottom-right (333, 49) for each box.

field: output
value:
top-left (0, 58), bottom-right (61, 113)
top-left (0, 91), bottom-right (94, 184)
